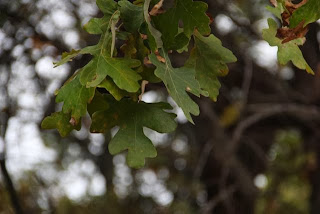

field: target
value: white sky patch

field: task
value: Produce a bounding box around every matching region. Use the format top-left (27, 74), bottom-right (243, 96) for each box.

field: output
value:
top-left (63, 30), bottom-right (80, 48)
top-left (136, 169), bottom-right (174, 206)
top-left (36, 15), bottom-right (56, 39)
top-left (113, 154), bottom-right (133, 199)
top-left (89, 173), bottom-right (106, 196)
top-left (35, 56), bottom-right (69, 79)
top-left (88, 133), bottom-right (105, 156)
top-left (167, 96), bottom-right (188, 124)
top-left (142, 90), bottom-right (158, 103)
top-left (78, 1), bottom-right (98, 17)
top-left (6, 121), bottom-right (57, 176)
top-left (52, 10), bottom-right (76, 29)
top-left (253, 18), bottom-right (269, 35)
top-left (215, 14), bottom-right (236, 35)
top-left (60, 170), bottom-right (88, 201)
top-left (171, 136), bottom-right (189, 155)
top-left (254, 174), bottom-right (268, 189)
top-left (144, 127), bottom-right (170, 147)
top-left (279, 66), bottom-right (294, 80)
top-left (17, 92), bottom-right (39, 109)
top-left (250, 40), bottom-right (278, 70)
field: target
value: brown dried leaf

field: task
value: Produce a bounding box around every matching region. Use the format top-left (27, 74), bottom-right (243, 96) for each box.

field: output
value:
top-left (149, 0), bottom-right (165, 16)
top-left (276, 21), bottom-right (309, 43)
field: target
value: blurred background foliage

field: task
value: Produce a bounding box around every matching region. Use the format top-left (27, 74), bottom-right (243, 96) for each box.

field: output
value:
top-left (0, 0), bottom-right (320, 213)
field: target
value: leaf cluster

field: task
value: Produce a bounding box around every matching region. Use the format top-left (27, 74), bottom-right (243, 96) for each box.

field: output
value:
top-left (42, 0), bottom-right (318, 168)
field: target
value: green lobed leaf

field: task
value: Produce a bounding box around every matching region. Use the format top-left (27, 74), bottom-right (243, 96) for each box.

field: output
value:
top-left (149, 50), bottom-right (203, 124)
top-left (96, 0), bottom-right (118, 15)
top-left (262, 18), bottom-right (314, 74)
top-left (56, 74), bottom-right (95, 124)
top-left (193, 31), bottom-right (237, 101)
top-left (118, 0), bottom-right (144, 33)
top-left (290, 0), bottom-right (320, 28)
top-left (120, 33), bottom-right (161, 83)
top-left (80, 53), bottom-right (142, 92)
top-left (41, 112), bottom-right (81, 137)
top-left (54, 0), bottom-right (118, 68)
top-left (152, 0), bottom-right (210, 50)
top-left (97, 78), bottom-right (130, 101)
top-left (78, 17), bottom-right (143, 93)
top-left (266, 4), bottom-right (284, 20)
top-left (90, 97), bottom-right (177, 168)
top-left (83, 16), bottom-right (111, 35)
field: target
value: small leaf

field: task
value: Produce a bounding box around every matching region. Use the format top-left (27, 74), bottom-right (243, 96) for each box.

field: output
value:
top-left (97, 78), bottom-right (130, 101)
top-left (91, 98), bottom-right (177, 168)
top-left (96, 0), bottom-right (118, 15)
top-left (266, 4), bottom-right (284, 19)
top-left (56, 74), bottom-right (95, 124)
top-left (152, 0), bottom-right (210, 50)
top-left (118, 0), bottom-right (144, 32)
top-left (83, 16), bottom-right (111, 34)
top-left (193, 31), bottom-right (237, 101)
top-left (80, 54), bottom-right (142, 92)
top-left (263, 18), bottom-right (313, 74)
top-left (41, 112), bottom-right (81, 137)
top-left (149, 50), bottom-right (203, 123)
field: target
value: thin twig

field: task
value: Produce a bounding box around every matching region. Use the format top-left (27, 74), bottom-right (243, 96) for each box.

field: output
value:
top-left (201, 185), bottom-right (236, 214)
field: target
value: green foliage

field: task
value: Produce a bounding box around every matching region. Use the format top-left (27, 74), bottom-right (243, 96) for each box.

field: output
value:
top-left (150, 51), bottom-right (203, 124)
top-left (262, 19), bottom-right (313, 74)
top-left (152, 0), bottom-right (210, 50)
top-left (192, 31), bottom-right (237, 101)
top-left (42, 0), bottom-right (318, 168)
top-left (91, 97), bottom-right (177, 168)
top-left (290, 0), bottom-right (320, 28)
top-left (41, 112), bottom-right (81, 137)
top-left (55, 74), bottom-right (95, 124)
